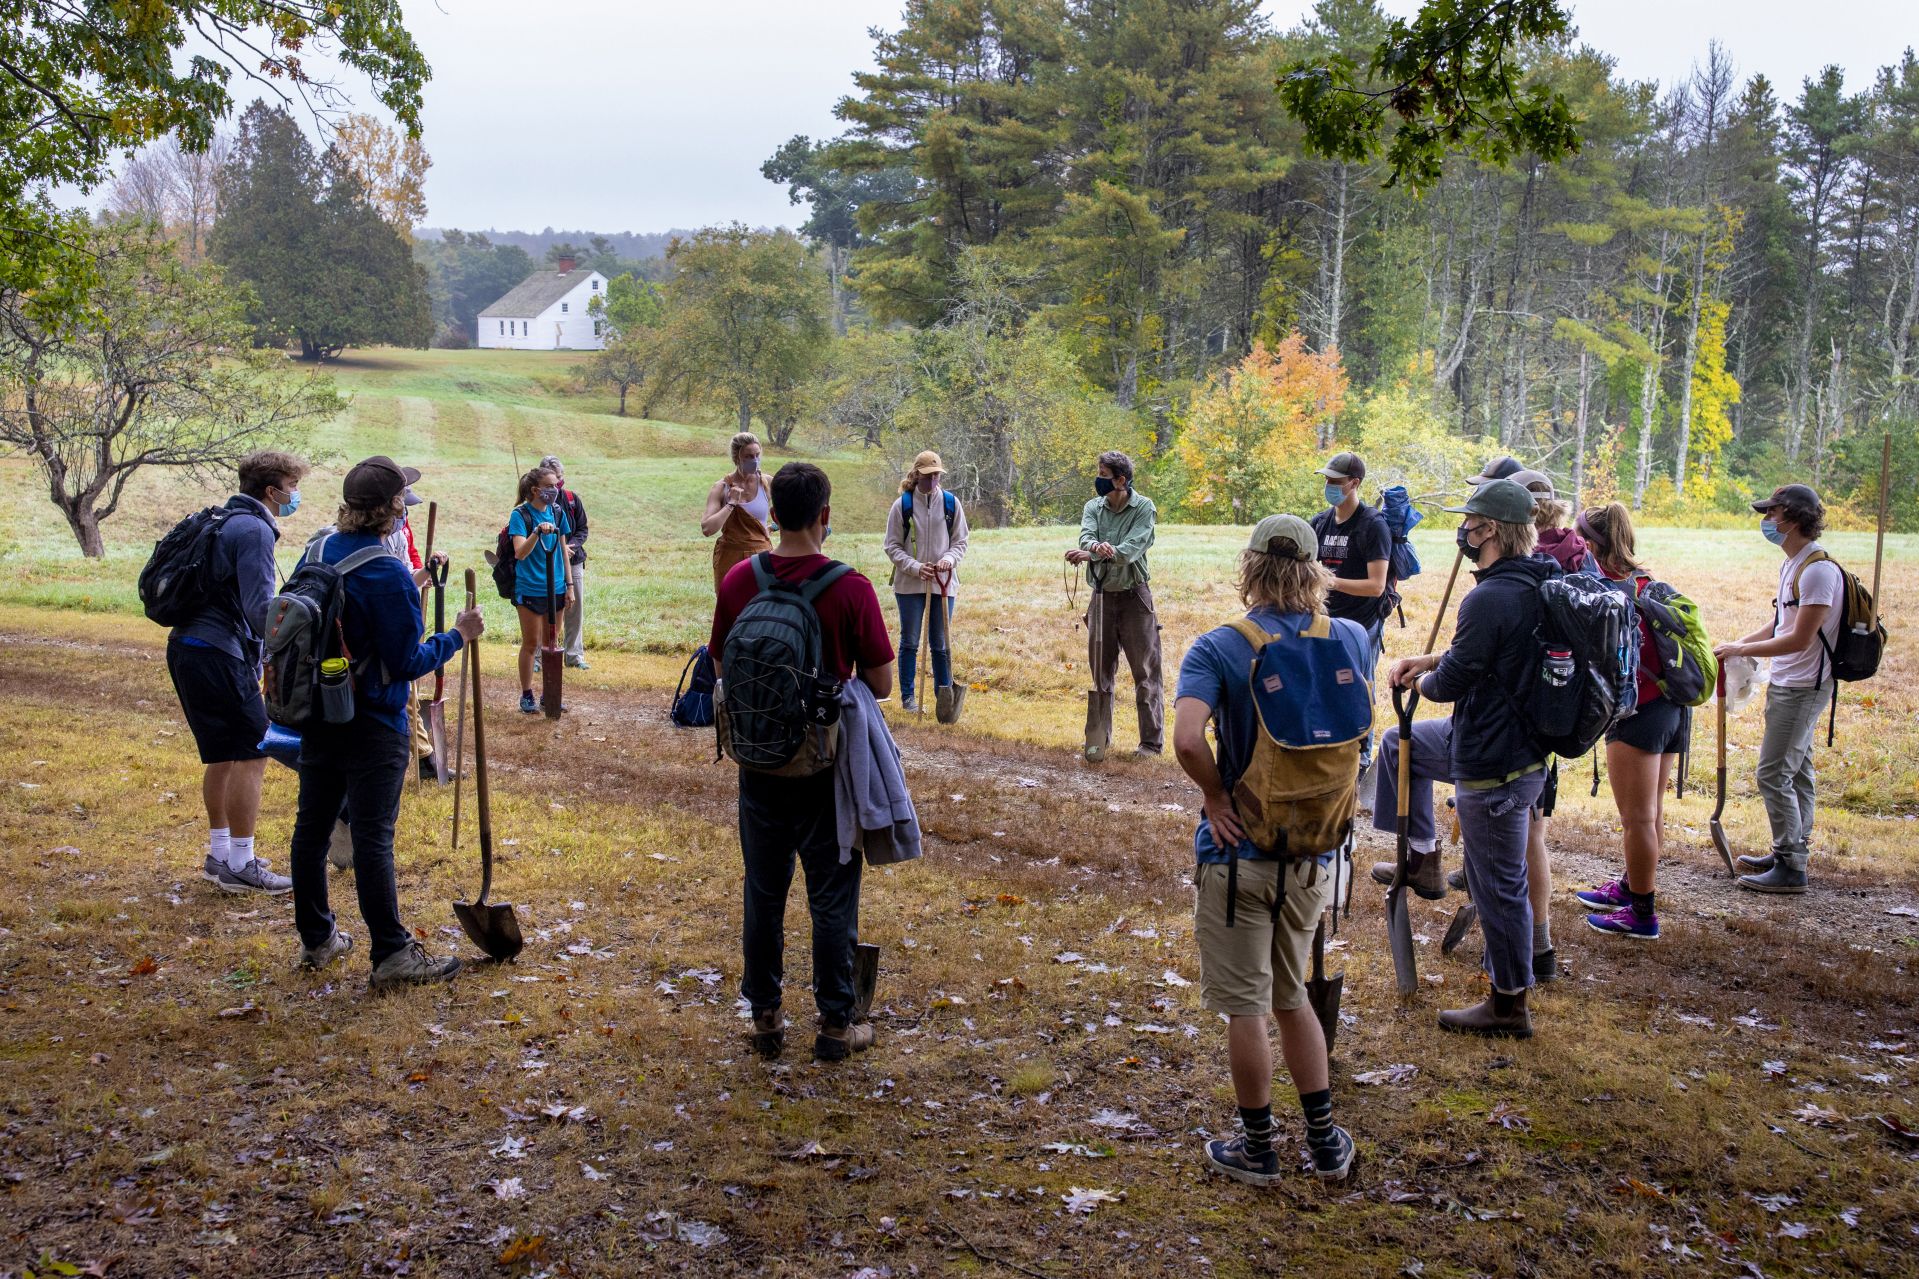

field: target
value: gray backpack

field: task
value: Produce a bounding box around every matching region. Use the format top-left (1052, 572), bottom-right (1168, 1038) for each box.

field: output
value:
top-left (262, 535), bottom-right (398, 729)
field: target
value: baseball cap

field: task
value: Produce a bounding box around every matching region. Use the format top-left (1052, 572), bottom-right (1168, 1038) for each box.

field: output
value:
top-left (1508, 468), bottom-right (1555, 498)
top-left (1751, 483), bottom-right (1821, 514)
top-left (1315, 452), bottom-right (1365, 482)
top-left (909, 449), bottom-right (945, 477)
top-left (343, 455), bottom-right (420, 510)
top-left (1468, 455), bottom-right (1524, 486)
top-left (402, 485), bottom-right (423, 507)
top-left (1248, 513), bottom-right (1317, 561)
top-left (1443, 478), bottom-right (1535, 524)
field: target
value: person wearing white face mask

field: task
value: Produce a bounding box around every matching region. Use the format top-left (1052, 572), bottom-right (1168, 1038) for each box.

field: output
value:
top-left (703, 432), bottom-right (774, 593)
top-left (882, 450), bottom-right (971, 718)
top-left (1309, 451), bottom-right (1392, 795)
top-left (1711, 484), bottom-right (1840, 895)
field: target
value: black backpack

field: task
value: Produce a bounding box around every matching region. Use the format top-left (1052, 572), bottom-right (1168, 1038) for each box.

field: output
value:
top-left (138, 505), bottom-right (250, 628)
top-left (261, 536), bottom-right (398, 729)
top-left (670, 645), bottom-right (717, 728)
top-left (717, 553), bottom-right (850, 775)
top-left (1519, 571), bottom-right (1640, 760)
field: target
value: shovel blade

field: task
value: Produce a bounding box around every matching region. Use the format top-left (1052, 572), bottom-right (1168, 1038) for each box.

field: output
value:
top-left (1386, 887), bottom-right (1418, 995)
top-left (1441, 902), bottom-right (1478, 956)
top-left (541, 647), bottom-right (563, 719)
top-left (852, 942), bottom-right (880, 1020)
top-left (1307, 973), bottom-right (1344, 1055)
top-left (1710, 820), bottom-right (1735, 877)
top-left (423, 699), bottom-right (450, 785)
top-left (453, 899), bottom-right (524, 961)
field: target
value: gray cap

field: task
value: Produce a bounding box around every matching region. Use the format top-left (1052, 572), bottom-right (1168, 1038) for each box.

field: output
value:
top-left (1443, 478), bottom-right (1536, 524)
top-left (1508, 468), bottom-right (1555, 498)
top-left (1315, 451), bottom-right (1365, 482)
top-left (1248, 513), bottom-right (1317, 561)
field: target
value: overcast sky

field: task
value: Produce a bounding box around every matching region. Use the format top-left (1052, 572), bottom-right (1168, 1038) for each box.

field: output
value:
top-left (230, 0), bottom-right (1919, 233)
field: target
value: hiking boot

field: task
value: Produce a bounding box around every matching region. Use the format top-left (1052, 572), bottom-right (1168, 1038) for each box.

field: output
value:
top-left (900, 694), bottom-right (920, 714)
top-left (1574, 876), bottom-right (1630, 910)
top-left (207, 857), bottom-right (293, 896)
top-left (1736, 852), bottom-right (1776, 873)
top-left (417, 756), bottom-right (436, 782)
top-left (814, 1020), bottom-right (876, 1061)
top-left (1084, 692), bottom-right (1112, 763)
top-left (1587, 904), bottom-right (1660, 939)
top-left (1369, 851), bottom-right (1445, 900)
top-left (1738, 862), bottom-right (1808, 895)
top-left (1134, 744), bottom-right (1163, 758)
top-left (519, 691), bottom-right (538, 714)
top-left (1308, 1125), bottom-right (1356, 1181)
top-left (299, 928), bottom-right (353, 970)
top-left (325, 818), bottom-right (353, 872)
top-left (750, 1006), bottom-right (785, 1059)
top-left (1203, 1135), bottom-right (1282, 1187)
top-left (1438, 989), bottom-right (1533, 1039)
top-left (1533, 948), bottom-right (1559, 982)
top-left (1447, 868), bottom-right (1468, 893)
top-left (564, 656), bottom-right (590, 670)
top-left (369, 940), bottom-right (462, 991)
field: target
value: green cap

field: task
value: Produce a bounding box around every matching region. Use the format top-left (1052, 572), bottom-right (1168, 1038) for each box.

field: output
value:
top-left (1442, 478), bottom-right (1535, 524)
top-left (1248, 513), bottom-right (1317, 561)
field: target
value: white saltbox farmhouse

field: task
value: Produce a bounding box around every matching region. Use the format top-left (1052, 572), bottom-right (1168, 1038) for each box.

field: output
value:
top-left (477, 257), bottom-right (608, 350)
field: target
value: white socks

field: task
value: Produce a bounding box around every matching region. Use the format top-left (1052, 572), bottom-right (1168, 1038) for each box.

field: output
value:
top-left (209, 827), bottom-right (231, 866)
top-left (226, 833), bottom-right (256, 871)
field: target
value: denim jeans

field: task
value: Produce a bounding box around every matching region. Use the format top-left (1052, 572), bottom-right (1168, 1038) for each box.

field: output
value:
top-left (1757, 682), bottom-right (1829, 867)
top-left (1370, 717), bottom-right (1454, 849)
top-left (1359, 615), bottom-right (1386, 771)
top-left (290, 721), bottom-right (412, 966)
top-left (1456, 769), bottom-right (1547, 993)
top-left (737, 767), bottom-right (864, 1027)
top-left (895, 591), bottom-right (955, 706)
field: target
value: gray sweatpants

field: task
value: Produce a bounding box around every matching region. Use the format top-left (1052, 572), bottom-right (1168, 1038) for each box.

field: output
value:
top-left (563, 564), bottom-right (585, 660)
top-left (1757, 682), bottom-right (1829, 867)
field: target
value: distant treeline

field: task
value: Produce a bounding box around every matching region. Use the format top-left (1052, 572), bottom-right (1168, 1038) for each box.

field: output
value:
top-left (416, 227), bottom-right (687, 261)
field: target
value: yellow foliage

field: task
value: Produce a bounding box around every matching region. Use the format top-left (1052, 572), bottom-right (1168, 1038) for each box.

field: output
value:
top-left (1685, 296), bottom-right (1740, 495)
top-left (1172, 334), bottom-right (1345, 524)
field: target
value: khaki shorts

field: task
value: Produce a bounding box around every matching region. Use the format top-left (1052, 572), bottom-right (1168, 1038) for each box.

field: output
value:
top-left (1194, 858), bottom-right (1333, 1016)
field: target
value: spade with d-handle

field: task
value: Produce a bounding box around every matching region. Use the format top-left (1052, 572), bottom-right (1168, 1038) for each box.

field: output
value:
top-left (541, 537), bottom-right (564, 719)
top-left (1306, 914), bottom-right (1344, 1056)
top-left (454, 568), bottom-right (524, 961)
top-left (423, 553), bottom-right (451, 784)
top-left (1385, 682), bottom-right (1420, 995)
top-left (1709, 664), bottom-right (1735, 876)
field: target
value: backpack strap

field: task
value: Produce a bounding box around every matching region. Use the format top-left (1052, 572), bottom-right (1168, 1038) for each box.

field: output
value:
top-left (943, 488), bottom-right (958, 535)
top-left (1226, 618), bottom-right (1279, 650)
top-left (797, 560), bottom-right (854, 605)
top-left (334, 545), bottom-right (399, 576)
top-left (1786, 549), bottom-right (1833, 606)
top-left (750, 551), bottom-right (778, 593)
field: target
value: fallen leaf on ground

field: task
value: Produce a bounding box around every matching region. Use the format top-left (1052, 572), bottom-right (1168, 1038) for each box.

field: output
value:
top-left (1791, 1102), bottom-right (1845, 1128)
top-left (785, 1140), bottom-right (834, 1160)
top-left (128, 956), bottom-right (157, 977)
top-left (1354, 1064), bottom-right (1419, 1086)
top-left (491, 1176), bottom-right (527, 1200)
top-left (1061, 1186), bottom-right (1123, 1215)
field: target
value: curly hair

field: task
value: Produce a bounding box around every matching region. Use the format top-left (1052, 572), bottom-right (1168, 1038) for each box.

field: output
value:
top-left (236, 450), bottom-right (309, 500)
top-left (336, 493), bottom-right (403, 536)
top-left (1776, 494), bottom-right (1826, 540)
top-left (1236, 547), bottom-right (1330, 613)
top-left (1097, 450), bottom-right (1134, 485)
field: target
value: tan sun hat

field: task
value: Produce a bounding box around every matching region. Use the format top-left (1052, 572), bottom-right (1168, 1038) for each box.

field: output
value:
top-left (909, 450), bottom-right (945, 478)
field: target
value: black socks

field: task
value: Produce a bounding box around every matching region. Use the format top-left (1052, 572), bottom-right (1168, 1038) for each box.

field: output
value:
top-left (1630, 888), bottom-right (1656, 915)
top-left (1299, 1088), bottom-right (1336, 1153)
top-left (1237, 1104), bottom-right (1275, 1156)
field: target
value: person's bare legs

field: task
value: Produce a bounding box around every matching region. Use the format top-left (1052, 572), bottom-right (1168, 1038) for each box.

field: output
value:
top-left (223, 758), bottom-right (268, 839)
top-left (203, 761), bottom-right (234, 830)
top-left (1272, 1005), bottom-right (1329, 1096)
top-left (1226, 1014), bottom-right (1273, 1108)
top-left (1607, 740), bottom-right (1675, 896)
top-left (1527, 814), bottom-right (1551, 923)
top-left (516, 604), bottom-right (541, 694)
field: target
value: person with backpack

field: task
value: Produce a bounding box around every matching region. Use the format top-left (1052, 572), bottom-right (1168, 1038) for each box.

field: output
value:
top-left (1174, 513), bottom-right (1368, 1185)
top-left (1713, 485), bottom-right (1845, 895)
top-left (1309, 452), bottom-right (1392, 780)
top-left (1381, 479), bottom-right (1556, 1038)
top-left (541, 454), bottom-right (592, 670)
top-left (1516, 470), bottom-right (1590, 575)
top-left (710, 462), bottom-right (896, 1062)
top-left (159, 449), bottom-right (310, 894)
top-left (702, 432), bottom-right (774, 594)
top-left (882, 450), bottom-right (971, 718)
top-left (1065, 450), bottom-right (1162, 760)
top-left (282, 456), bottom-right (483, 988)
top-left (1571, 503), bottom-right (1713, 938)
top-left (507, 466), bottom-right (574, 714)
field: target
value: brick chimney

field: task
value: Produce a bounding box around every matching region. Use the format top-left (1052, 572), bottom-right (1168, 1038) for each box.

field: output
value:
top-left (556, 255), bottom-right (577, 274)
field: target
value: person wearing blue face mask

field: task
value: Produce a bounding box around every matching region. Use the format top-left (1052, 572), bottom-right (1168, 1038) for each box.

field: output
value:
top-left (1308, 452), bottom-right (1392, 797)
top-left (1712, 485), bottom-right (1841, 894)
top-left (703, 432), bottom-right (774, 593)
top-left (508, 465), bottom-right (575, 714)
top-left (165, 449), bottom-right (310, 895)
top-left (1066, 450), bottom-right (1162, 760)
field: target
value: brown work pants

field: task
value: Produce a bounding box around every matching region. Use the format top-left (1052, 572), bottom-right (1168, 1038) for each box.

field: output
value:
top-left (1085, 584), bottom-right (1164, 753)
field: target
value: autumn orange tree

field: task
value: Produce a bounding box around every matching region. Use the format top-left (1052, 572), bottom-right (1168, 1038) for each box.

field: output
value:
top-left (333, 113), bottom-right (431, 238)
top-left (1172, 333), bottom-right (1347, 523)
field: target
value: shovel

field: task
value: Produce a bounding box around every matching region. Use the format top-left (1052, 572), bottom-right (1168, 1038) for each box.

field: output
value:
top-left (541, 537), bottom-right (563, 719)
top-left (852, 941), bottom-right (880, 1021)
top-left (1709, 664), bottom-right (1735, 876)
top-left (423, 555), bottom-right (451, 784)
top-left (933, 564), bottom-right (965, 724)
top-left (1305, 915), bottom-right (1344, 1056)
top-left (1385, 683), bottom-right (1420, 995)
top-left (453, 592), bottom-right (525, 961)
top-left (451, 571), bottom-right (474, 848)
top-left (1440, 796), bottom-right (1476, 955)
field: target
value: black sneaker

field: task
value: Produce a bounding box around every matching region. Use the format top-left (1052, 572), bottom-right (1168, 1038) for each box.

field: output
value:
top-left (1203, 1135), bottom-right (1282, 1187)
top-left (1447, 868), bottom-right (1468, 893)
top-left (1307, 1126), bottom-right (1356, 1181)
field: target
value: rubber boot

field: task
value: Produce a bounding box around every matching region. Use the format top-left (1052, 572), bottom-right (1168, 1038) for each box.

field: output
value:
top-left (1738, 855), bottom-right (1808, 894)
top-left (1736, 852), bottom-right (1776, 873)
top-left (1084, 692), bottom-right (1113, 763)
top-left (1438, 988), bottom-right (1533, 1039)
top-left (1369, 850), bottom-right (1446, 899)
top-left (1134, 692), bottom-right (1162, 756)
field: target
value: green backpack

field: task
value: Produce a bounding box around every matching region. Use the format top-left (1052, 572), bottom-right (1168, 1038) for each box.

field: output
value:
top-left (1629, 574), bottom-right (1717, 708)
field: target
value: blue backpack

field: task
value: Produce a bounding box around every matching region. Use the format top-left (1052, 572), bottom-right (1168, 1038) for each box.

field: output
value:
top-left (670, 645), bottom-right (717, 728)
top-left (1379, 485), bottom-right (1423, 584)
top-left (900, 489), bottom-right (958, 539)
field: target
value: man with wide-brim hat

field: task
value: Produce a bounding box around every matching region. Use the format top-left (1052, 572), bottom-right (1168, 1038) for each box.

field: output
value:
top-left (882, 449), bottom-right (971, 720)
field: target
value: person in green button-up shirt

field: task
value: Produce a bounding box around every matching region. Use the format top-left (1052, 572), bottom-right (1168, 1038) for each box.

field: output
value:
top-left (1065, 450), bottom-right (1164, 761)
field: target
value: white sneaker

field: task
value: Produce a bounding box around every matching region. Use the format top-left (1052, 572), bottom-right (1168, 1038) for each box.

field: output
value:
top-left (207, 857), bottom-right (293, 895)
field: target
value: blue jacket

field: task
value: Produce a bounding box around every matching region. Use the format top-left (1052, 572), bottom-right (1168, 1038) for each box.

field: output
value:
top-left (310, 531), bottom-right (463, 738)
top-left (1421, 554), bottom-right (1554, 784)
top-left (173, 495), bottom-right (279, 667)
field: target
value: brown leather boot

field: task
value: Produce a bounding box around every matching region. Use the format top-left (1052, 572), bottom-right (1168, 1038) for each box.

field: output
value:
top-left (1369, 850), bottom-right (1447, 900)
top-left (1438, 988), bottom-right (1533, 1039)
top-left (815, 1020), bottom-right (876, 1062)
top-left (751, 1006), bottom-right (785, 1059)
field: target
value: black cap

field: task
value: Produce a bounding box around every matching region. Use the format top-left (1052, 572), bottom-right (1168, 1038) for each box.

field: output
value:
top-left (1468, 455), bottom-right (1524, 486)
top-left (1315, 451), bottom-right (1365, 482)
top-left (1751, 483), bottom-right (1821, 514)
top-left (342, 456), bottom-right (420, 510)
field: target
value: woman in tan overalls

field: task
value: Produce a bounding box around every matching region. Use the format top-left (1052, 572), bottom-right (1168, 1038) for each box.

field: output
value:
top-left (701, 432), bottom-right (774, 592)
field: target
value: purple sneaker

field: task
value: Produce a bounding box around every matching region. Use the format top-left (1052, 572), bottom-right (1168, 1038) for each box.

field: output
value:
top-left (1574, 877), bottom-right (1630, 910)
top-left (1586, 904), bottom-right (1659, 939)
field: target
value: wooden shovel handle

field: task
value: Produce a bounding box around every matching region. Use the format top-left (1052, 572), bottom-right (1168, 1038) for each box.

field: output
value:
top-left (468, 569), bottom-right (494, 906)
top-left (1424, 546), bottom-right (1466, 655)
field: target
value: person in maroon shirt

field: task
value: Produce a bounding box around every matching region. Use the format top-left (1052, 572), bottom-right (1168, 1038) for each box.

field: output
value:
top-left (710, 462), bottom-right (895, 1061)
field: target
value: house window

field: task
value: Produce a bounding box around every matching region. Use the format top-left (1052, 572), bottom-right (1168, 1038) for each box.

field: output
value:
top-left (561, 302), bottom-right (569, 313)
top-left (498, 321), bottom-right (505, 335)
top-left (593, 321), bottom-right (602, 337)
top-left (591, 279), bottom-right (599, 290)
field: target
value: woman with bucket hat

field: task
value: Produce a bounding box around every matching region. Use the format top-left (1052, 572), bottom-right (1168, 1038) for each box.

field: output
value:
top-left (882, 450), bottom-right (971, 720)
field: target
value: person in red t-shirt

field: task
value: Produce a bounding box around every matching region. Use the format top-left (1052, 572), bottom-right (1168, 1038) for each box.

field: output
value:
top-left (710, 462), bottom-right (895, 1062)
